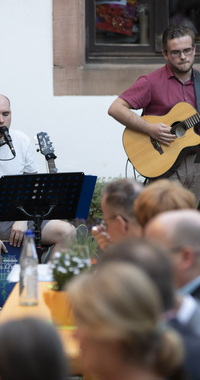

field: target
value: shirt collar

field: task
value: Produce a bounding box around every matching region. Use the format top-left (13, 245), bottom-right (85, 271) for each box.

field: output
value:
top-left (166, 63), bottom-right (175, 79)
top-left (166, 63), bottom-right (195, 82)
top-left (178, 275), bottom-right (200, 295)
top-left (176, 294), bottom-right (197, 324)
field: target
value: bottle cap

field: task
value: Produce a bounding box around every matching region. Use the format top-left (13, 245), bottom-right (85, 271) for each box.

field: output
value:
top-left (25, 230), bottom-right (35, 238)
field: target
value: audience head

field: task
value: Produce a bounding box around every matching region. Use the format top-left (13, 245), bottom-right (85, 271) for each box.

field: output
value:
top-left (134, 179), bottom-right (195, 228)
top-left (0, 317), bottom-right (68, 380)
top-left (145, 209), bottom-right (200, 288)
top-left (101, 178), bottom-right (143, 241)
top-left (67, 262), bottom-right (184, 380)
top-left (98, 238), bottom-right (176, 312)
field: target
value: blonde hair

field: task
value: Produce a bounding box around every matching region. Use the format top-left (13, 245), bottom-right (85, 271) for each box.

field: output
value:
top-left (67, 263), bottom-right (184, 377)
top-left (134, 179), bottom-right (195, 227)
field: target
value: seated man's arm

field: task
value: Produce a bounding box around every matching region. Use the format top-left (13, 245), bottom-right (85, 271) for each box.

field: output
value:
top-left (0, 241), bottom-right (8, 254)
top-left (9, 221), bottom-right (28, 247)
top-left (108, 97), bottom-right (175, 146)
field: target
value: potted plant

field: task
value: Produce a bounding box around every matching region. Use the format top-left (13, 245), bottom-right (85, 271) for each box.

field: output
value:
top-left (43, 231), bottom-right (97, 326)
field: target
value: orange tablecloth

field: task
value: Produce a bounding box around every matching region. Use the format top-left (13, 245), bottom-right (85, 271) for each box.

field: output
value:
top-left (0, 282), bottom-right (81, 374)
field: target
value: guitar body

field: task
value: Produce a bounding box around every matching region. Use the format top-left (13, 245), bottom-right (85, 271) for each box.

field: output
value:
top-left (123, 102), bottom-right (200, 179)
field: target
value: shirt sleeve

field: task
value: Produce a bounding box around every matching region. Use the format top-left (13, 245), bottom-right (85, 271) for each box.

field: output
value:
top-left (23, 138), bottom-right (39, 173)
top-left (119, 75), bottom-right (152, 110)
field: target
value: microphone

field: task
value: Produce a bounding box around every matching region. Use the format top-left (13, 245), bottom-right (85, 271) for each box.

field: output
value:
top-left (0, 126), bottom-right (16, 157)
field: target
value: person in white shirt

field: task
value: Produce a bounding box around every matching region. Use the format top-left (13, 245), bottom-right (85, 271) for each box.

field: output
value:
top-left (0, 94), bottom-right (76, 255)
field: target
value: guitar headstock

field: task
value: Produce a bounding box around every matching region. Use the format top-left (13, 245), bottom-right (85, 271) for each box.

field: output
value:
top-left (36, 132), bottom-right (57, 161)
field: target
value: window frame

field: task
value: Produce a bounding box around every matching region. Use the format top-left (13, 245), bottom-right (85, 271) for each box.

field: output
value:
top-left (86, 0), bottom-right (200, 64)
top-left (53, 0), bottom-right (200, 96)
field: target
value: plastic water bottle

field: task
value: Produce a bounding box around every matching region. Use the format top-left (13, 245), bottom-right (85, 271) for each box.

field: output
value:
top-left (19, 230), bottom-right (38, 306)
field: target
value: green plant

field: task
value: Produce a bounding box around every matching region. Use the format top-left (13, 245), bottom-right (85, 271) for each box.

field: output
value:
top-left (88, 175), bottom-right (122, 221)
top-left (50, 230), bottom-right (97, 291)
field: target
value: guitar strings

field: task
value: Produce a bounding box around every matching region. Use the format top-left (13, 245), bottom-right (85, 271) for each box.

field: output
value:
top-left (170, 113), bottom-right (200, 134)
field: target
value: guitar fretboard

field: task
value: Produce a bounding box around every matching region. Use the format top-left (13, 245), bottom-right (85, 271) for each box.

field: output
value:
top-left (171, 111), bottom-right (200, 134)
top-left (48, 158), bottom-right (58, 174)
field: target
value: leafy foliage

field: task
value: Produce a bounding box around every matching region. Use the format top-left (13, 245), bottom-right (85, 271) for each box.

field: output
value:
top-left (50, 248), bottom-right (91, 291)
top-left (88, 176), bottom-right (122, 221)
top-left (50, 228), bottom-right (97, 291)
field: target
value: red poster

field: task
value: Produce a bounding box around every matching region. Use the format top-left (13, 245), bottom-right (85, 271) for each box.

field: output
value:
top-left (96, 3), bottom-right (137, 36)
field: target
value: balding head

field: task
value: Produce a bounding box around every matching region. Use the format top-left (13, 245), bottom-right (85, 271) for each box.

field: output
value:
top-left (0, 95), bottom-right (10, 106)
top-left (145, 210), bottom-right (200, 288)
top-left (145, 209), bottom-right (200, 248)
top-left (0, 95), bottom-right (11, 131)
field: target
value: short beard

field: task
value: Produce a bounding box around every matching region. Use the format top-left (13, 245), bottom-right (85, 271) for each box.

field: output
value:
top-left (169, 58), bottom-right (194, 76)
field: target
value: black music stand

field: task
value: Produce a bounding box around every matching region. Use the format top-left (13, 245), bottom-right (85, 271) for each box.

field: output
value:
top-left (0, 172), bottom-right (85, 262)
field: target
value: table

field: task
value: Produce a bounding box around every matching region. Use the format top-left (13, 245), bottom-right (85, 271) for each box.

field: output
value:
top-left (0, 281), bottom-right (81, 375)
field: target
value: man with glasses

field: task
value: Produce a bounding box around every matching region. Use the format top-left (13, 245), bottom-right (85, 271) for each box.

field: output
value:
top-left (92, 178), bottom-right (143, 251)
top-left (108, 25), bottom-right (200, 206)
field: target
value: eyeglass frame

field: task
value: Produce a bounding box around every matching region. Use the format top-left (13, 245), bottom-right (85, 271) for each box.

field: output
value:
top-left (100, 215), bottom-right (129, 229)
top-left (165, 47), bottom-right (194, 58)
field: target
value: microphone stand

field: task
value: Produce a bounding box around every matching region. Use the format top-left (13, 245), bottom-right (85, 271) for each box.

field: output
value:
top-left (0, 127), bottom-right (16, 157)
top-left (0, 140), bottom-right (7, 148)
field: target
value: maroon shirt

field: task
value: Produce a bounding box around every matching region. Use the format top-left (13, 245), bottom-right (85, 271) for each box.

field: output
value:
top-left (119, 63), bottom-right (197, 116)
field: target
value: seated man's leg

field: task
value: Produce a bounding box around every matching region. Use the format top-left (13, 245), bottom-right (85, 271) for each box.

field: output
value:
top-left (0, 220), bottom-right (76, 258)
top-left (0, 222), bottom-right (15, 254)
top-left (0, 222), bottom-right (15, 241)
top-left (40, 220), bottom-right (76, 257)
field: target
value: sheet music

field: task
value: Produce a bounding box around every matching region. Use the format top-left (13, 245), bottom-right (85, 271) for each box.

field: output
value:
top-left (0, 254), bottom-right (19, 281)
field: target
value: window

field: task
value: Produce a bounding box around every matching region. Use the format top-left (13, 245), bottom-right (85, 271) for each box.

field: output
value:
top-left (86, 0), bottom-right (200, 64)
top-left (53, 0), bottom-right (200, 95)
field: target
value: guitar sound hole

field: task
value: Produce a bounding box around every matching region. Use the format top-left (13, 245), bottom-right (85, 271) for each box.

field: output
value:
top-left (175, 126), bottom-right (186, 138)
top-left (171, 122), bottom-right (186, 138)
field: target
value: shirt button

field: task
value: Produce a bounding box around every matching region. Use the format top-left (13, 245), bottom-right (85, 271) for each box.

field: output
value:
top-left (184, 97), bottom-right (187, 100)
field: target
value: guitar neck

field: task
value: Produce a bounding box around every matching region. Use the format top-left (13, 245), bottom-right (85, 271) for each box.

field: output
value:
top-left (171, 110), bottom-right (200, 135)
top-left (48, 158), bottom-right (58, 174)
top-left (185, 111), bottom-right (200, 129)
top-left (36, 132), bottom-right (58, 173)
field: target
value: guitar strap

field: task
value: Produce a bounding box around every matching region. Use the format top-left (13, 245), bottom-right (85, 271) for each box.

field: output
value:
top-left (193, 69), bottom-right (200, 163)
top-left (193, 69), bottom-right (200, 112)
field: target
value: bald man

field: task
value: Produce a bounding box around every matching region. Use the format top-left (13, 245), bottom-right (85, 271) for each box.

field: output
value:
top-left (0, 94), bottom-right (75, 256)
top-left (145, 209), bottom-right (200, 299)
top-left (145, 209), bottom-right (200, 337)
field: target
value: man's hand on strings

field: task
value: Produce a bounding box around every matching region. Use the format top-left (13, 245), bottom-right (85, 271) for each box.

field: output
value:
top-left (9, 221), bottom-right (28, 247)
top-left (149, 123), bottom-right (176, 146)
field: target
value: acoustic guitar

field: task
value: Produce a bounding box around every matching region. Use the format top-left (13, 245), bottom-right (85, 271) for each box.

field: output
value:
top-left (123, 102), bottom-right (200, 179)
top-left (36, 132), bottom-right (58, 174)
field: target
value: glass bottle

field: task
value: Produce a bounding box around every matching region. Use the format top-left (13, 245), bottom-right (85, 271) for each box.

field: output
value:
top-left (19, 230), bottom-right (38, 306)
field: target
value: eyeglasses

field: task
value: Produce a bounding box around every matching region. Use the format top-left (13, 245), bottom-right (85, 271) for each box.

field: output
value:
top-left (166, 47), bottom-right (194, 58)
top-left (101, 215), bottom-right (128, 229)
